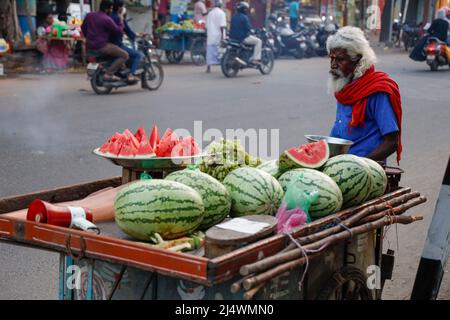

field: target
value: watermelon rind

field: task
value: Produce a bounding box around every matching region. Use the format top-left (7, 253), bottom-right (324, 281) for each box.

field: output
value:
top-left (222, 167), bottom-right (284, 217)
top-left (278, 168), bottom-right (343, 218)
top-left (257, 159), bottom-right (282, 179)
top-left (165, 168), bottom-right (232, 229)
top-left (361, 158), bottom-right (388, 200)
top-left (321, 154), bottom-right (373, 208)
top-left (114, 180), bottom-right (205, 240)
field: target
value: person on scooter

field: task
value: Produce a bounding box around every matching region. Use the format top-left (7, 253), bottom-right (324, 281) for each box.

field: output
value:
top-left (327, 26), bottom-right (402, 164)
top-left (81, 0), bottom-right (128, 81)
top-left (427, 8), bottom-right (449, 43)
top-left (111, 0), bottom-right (142, 82)
top-left (229, 1), bottom-right (262, 64)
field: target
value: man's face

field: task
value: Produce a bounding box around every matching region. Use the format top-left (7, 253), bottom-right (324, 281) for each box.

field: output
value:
top-left (106, 5), bottom-right (113, 14)
top-left (329, 48), bottom-right (359, 78)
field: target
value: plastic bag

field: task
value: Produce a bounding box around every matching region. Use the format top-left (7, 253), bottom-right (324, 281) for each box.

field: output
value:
top-left (276, 177), bottom-right (319, 233)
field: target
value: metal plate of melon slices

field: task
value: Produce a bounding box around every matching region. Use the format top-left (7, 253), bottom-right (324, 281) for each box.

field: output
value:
top-left (92, 148), bottom-right (206, 170)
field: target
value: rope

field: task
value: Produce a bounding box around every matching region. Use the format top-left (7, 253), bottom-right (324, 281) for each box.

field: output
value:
top-left (285, 232), bottom-right (309, 292)
top-left (333, 218), bottom-right (354, 239)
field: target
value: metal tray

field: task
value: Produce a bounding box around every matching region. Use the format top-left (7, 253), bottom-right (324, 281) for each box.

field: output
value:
top-left (92, 148), bottom-right (205, 170)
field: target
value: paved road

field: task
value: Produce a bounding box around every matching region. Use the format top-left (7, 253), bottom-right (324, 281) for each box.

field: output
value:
top-left (0, 52), bottom-right (449, 299)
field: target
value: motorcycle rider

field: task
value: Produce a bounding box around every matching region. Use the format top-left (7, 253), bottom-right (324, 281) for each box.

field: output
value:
top-left (81, 0), bottom-right (128, 81)
top-left (427, 8), bottom-right (449, 43)
top-left (229, 1), bottom-right (262, 64)
top-left (110, 0), bottom-right (142, 82)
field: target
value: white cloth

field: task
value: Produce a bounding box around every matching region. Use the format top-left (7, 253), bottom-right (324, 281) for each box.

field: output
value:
top-left (243, 35), bottom-right (262, 60)
top-left (206, 7), bottom-right (226, 45)
top-left (206, 44), bottom-right (220, 65)
top-left (194, 1), bottom-right (207, 23)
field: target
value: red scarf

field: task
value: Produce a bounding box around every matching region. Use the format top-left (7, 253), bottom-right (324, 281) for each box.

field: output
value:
top-left (335, 66), bottom-right (402, 164)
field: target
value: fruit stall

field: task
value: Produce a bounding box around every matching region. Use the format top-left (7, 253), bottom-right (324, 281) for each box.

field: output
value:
top-left (155, 21), bottom-right (207, 65)
top-left (0, 126), bottom-right (426, 300)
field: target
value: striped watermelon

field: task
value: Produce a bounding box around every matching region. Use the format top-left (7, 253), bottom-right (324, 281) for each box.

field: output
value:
top-left (114, 180), bottom-right (205, 240)
top-left (278, 168), bottom-right (343, 218)
top-left (222, 167), bottom-right (284, 217)
top-left (362, 158), bottom-right (388, 200)
top-left (321, 154), bottom-right (373, 208)
top-left (257, 160), bottom-right (282, 178)
top-left (165, 167), bottom-right (232, 229)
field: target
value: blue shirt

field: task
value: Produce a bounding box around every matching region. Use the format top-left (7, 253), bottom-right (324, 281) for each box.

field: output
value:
top-left (289, 2), bottom-right (299, 19)
top-left (229, 13), bottom-right (252, 41)
top-left (330, 92), bottom-right (399, 157)
top-left (110, 12), bottom-right (136, 47)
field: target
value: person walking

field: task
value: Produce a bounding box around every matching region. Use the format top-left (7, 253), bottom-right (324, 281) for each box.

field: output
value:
top-left (206, 0), bottom-right (227, 73)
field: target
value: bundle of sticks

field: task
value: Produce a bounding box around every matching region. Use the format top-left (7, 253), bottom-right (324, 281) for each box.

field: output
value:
top-left (230, 187), bottom-right (426, 300)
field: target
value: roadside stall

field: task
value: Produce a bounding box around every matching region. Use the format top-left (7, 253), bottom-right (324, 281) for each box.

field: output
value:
top-left (0, 126), bottom-right (426, 300)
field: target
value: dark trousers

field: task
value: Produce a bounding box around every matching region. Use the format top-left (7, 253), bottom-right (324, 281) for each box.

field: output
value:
top-left (290, 17), bottom-right (298, 31)
top-left (98, 43), bottom-right (129, 75)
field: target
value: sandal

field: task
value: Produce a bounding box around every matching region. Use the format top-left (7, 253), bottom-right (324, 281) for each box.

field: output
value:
top-left (127, 75), bottom-right (140, 82)
top-left (104, 74), bottom-right (120, 81)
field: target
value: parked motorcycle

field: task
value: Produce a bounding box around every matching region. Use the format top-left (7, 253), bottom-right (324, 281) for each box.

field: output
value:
top-left (220, 29), bottom-right (275, 78)
top-left (402, 23), bottom-right (422, 51)
top-left (424, 37), bottom-right (450, 71)
top-left (86, 35), bottom-right (164, 95)
top-left (267, 15), bottom-right (306, 59)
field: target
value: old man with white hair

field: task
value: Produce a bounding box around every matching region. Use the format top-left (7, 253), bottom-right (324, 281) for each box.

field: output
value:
top-left (327, 26), bottom-right (402, 164)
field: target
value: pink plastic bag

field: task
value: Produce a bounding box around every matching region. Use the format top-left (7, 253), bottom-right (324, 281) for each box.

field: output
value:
top-left (276, 202), bottom-right (308, 233)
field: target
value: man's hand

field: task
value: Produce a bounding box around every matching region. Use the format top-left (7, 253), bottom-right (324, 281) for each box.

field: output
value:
top-left (366, 131), bottom-right (399, 161)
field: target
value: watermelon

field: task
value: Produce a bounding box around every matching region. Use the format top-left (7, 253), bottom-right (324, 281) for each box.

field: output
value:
top-left (278, 168), bottom-right (343, 219)
top-left (136, 139), bottom-right (156, 157)
top-left (257, 160), bottom-right (282, 178)
top-left (165, 167), bottom-right (231, 229)
top-left (134, 127), bottom-right (147, 143)
top-left (362, 158), bottom-right (388, 200)
top-left (123, 129), bottom-right (140, 149)
top-left (279, 140), bottom-right (329, 172)
top-left (155, 129), bottom-right (179, 157)
top-left (149, 125), bottom-right (160, 150)
top-left (222, 167), bottom-right (284, 217)
top-left (114, 179), bottom-right (205, 240)
top-left (321, 154), bottom-right (373, 208)
top-left (171, 136), bottom-right (201, 157)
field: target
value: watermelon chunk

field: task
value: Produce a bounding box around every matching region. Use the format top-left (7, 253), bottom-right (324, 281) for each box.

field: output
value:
top-left (279, 140), bottom-right (329, 171)
top-left (108, 136), bottom-right (123, 156)
top-left (136, 139), bottom-right (156, 157)
top-left (172, 136), bottom-right (201, 157)
top-left (134, 127), bottom-right (147, 143)
top-left (99, 132), bottom-right (121, 154)
top-left (149, 125), bottom-right (160, 150)
top-left (117, 135), bottom-right (138, 157)
top-left (155, 130), bottom-right (179, 157)
top-left (123, 129), bottom-right (140, 150)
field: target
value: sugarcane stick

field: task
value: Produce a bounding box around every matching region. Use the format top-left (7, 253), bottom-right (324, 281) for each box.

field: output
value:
top-left (358, 196), bottom-right (427, 225)
top-left (241, 195), bottom-right (422, 276)
top-left (243, 282), bottom-right (266, 300)
top-left (282, 188), bottom-right (413, 252)
top-left (230, 274), bottom-right (253, 294)
top-left (243, 215), bottom-right (422, 291)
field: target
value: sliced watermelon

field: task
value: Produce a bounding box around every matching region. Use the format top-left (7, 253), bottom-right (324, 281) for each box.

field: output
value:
top-left (108, 136), bottom-right (123, 156)
top-left (117, 134), bottom-right (138, 157)
top-left (136, 139), bottom-right (156, 157)
top-left (99, 132), bottom-right (121, 153)
top-left (172, 136), bottom-right (201, 157)
top-left (134, 127), bottom-right (147, 143)
top-left (279, 140), bottom-right (329, 171)
top-left (155, 130), bottom-right (179, 157)
top-left (149, 125), bottom-right (160, 150)
top-left (123, 129), bottom-right (140, 150)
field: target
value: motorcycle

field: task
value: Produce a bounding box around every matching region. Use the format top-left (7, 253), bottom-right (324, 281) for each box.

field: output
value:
top-left (424, 37), bottom-right (450, 71)
top-left (86, 35), bottom-right (164, 95)
top-left (268, 15), bottom-right (306, 59)
top-left (402, 23), bottom-right (422, 51)
top-left (220, 29), bottom-right (275, 78)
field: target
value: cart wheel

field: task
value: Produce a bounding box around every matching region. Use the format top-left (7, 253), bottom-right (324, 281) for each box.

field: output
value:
top-left (316, 266), bottom-right (373, 300)
top-left (191, 38), bottom-right (206, 66)
top-left (165, 50), bottom-right (184, 64)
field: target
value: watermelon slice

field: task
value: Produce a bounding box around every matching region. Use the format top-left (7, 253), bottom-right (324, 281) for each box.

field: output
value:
top-left (117, 135), bottom-right (138, 157)
top-left (279, 140), bottom-right (329, 171)
top-left (136, 138), bottom-right (156, 157)
top-left (134, 127), bottom-right (147, 143)
top-left (155, 129), bottom-right (179, 157)
top-left (108, 135), bottom-right (124, 156)
top-left (149, 125), bottom-right (160, 150)
top-left (172, 136), bottom-right (201, 157)
top-left (123, 129), bottom-right (140, 150)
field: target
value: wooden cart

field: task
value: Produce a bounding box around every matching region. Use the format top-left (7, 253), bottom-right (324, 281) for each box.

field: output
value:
top-left (157, 30), bottom-right (207, 66)
top-left (0, 167), bottom-right (421, 300)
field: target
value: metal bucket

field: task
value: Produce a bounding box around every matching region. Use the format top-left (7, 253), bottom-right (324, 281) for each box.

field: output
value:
top-left (304, 135), bottom-right (354, 157)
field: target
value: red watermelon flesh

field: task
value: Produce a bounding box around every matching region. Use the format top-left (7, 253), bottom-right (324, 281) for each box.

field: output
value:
top-left (118, 135), bottom-right (138, 157)
top-left (136, 138), bottom-right (156, 156)
top-left (171, 136), bottom-right (201, 157)
top-left (149, 125), bottom-right (160, 150)
top-left (108, 135), bottom-right (123, 156)
top-left (99, 132), bottom-right (121, 154)
top-left (134, 127), bottom-right (147, 143)
top-left (123, 129), bottom-right (140, 149)
top-left (285, 139), bottom-right (329, 168)
top-left (155, 131), bottom-right (179, 157)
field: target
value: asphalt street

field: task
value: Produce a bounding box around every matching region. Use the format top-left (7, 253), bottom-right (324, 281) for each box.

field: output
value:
top-left (0, 51), bottom-right (449, 299)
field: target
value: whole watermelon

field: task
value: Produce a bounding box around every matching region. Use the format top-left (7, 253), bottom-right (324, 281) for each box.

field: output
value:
top-left (278, 168), bottom-right (343, 218)
top-left (222, 167), bottom-right (284, 217)
top-left (361, 158), bottom-right (388, 200)
top-left (114, 180), bottom-right (205, 240)
top-left (165, 167), bottom-right (232, 229)
top-left (321, 154), bottom-right (373, 208)
top-left (257, 159), bottom-right (282, 178)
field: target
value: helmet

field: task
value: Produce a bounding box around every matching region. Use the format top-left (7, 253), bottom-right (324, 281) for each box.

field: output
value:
top-left (236, 1), bottom-right (250, 13)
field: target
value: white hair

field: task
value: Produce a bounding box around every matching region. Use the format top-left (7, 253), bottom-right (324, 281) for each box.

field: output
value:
top-left (327, 26), bottom-right (377, 79)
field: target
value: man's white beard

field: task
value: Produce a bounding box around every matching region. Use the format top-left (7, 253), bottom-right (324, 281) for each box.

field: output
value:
top-left (327, 72), bottom-right (352, 94)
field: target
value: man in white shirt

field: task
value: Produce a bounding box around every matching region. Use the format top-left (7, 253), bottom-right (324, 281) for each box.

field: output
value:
top-left (206, 0), bottom-right (227, 73)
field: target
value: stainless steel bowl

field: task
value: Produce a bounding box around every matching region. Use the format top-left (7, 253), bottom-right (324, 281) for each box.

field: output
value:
top-left (304, 135), bottom-right (354, 157)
